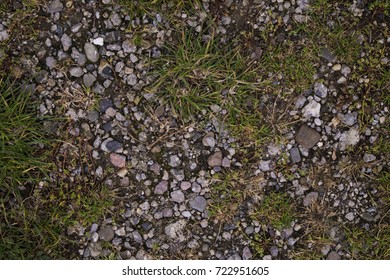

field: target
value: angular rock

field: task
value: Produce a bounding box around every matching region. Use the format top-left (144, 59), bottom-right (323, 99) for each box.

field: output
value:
top-left (168, 155), bottom-right (181, 168)
top-left (202, 132), bottom-right (216, 148)
top-left (110, 153), bottom-right (126, 168)
top-left (47, 0), bottom-right (64, 13)
top-left (342, 112), bottom-right (358, 126)
top-left (46, 56), bottom-right (57, 69)
top-left (295, 124), bottom-right (321, 149)
top-left (154, 181), bottom-right (168, 195)
top-left (259, 160), bottom-right (273, 172)
top-left (314, 83), bottom-right (328, 98)
top-left (302, 100), bottom-right (321, 118)
top-left (88, 242), bottom-right (102, 258)
top-left (208, 151), bottom-right (222, 167)
top-left (363, 153), bottom-right (376, 163)
top-left (189, 196), bottom-right (207, 212)
top-left (84, 42), bottom-right (99, 63)
top-left (99, 99), bottom-right (112, 113)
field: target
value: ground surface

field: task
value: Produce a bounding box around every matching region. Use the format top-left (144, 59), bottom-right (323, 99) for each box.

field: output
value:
top-left (0, 0), bottom-right (389, 260)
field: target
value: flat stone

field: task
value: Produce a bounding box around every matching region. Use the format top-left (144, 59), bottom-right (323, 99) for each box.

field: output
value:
top-left (69, 67), bottom-right (83, 77)
top-left (208, 151), bottom-right (223, 167)
top-left (171, 190), bottom-right (185, 203)
top-left (83, 73), bottom-right (96, 87)
top-left (106, 140), bottom-right (122, 152)
top-left (302, 100), bottom-right (321, 118)
top-left (98, 227), bottom-right (114, 241)
top-left (202, 132), bottom-right (216, 148)
top-left (47, 0), bottom-right (64, 13)
top-left (345, 212), bottom-right (354, 221)
top-left (88, 242), bottom-right (102, 258)
top-left (61, 34), bottom-right (72, 51)
top-left (295, 124), bottom-right (321, 149)
top-left (180, 181), bottom-right (192, 191)
top-left (361, 213), bottom-right (375, 222)
top-left (189, 196), bottom-right (207, 212)
top-left (314, 83), bottom-right (328, 98)
top-left (84, 43), bottom-right (99, 63)
top-left (342, 112), bottom-right (358, 126)
top-left (46, 56), bottom-right (57, 69)
top-left (290, 147), bottom-right (301, 163)
top-left (93, 37), bottom-right (104, 46)
top-left (363, 153), bottom-right (376, 163)
top-left (99, 99), bottom-right (112, 113)
top-left (259, 160), bottom-right (273, 172)
top-left (242, 246), bottom-right (252, 260)
top-left (110, 153), bottom-right (126, 168)
top-left (154, 181), bottom-right (168, 195)
top-left (327, 251), bottom-right (341, 260)
top-left (87, 110), bottom-right (99, 122)
top-left (303, 192), bottom-right (318, 207)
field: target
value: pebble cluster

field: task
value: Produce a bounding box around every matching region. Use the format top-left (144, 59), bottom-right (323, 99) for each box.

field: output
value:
top-left (1, 0), bottom-right (388, 259)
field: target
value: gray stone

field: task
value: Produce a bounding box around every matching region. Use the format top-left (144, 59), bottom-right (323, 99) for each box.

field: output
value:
top-left (168, 155), bottom-right (181, 168)
top-left (127, 74), bottom-right (138, 86)
top-left (87, 110), bottom-right (99, 122)
top-left (327, 251), bottom-right (341, 260)
top-left (122, 39), bottom-right (137, 53)
top-left (227, 253), bottom-right (242, 260)
top-left (84, 43), bottom-right (99, 63)
top-left (106, 140), bottom-right (122, 152)
top-left (61, 34), bottom-right (72, 51)
top-left (69, 66), bottom-right (83, 77)
top-left (341, 66), bottom-right (351, 76)
top-left (314, 83), bottom-right (328, 98)
top-left (303, 192), bottom-right (318, 207)
top-left (98, 227), bottom-right (114, 241)
top-left (340, 128), bottom-right (360, 147)
top-left (132, 231), bottom-right (143, 243)
top-left (106, 31), bottom-right (121, 43)
top-left (189, 196), bottom-right (207, 212)
top-left (202, 132), bottom-right (216, 148)
top-left (47, 0), bottom-right (64, 13)
top-left (110, 12), bottom-right (122, 26)
top-left (242, 246), bottom-right (252, 260)
top-left (99, 99), bottom-right (112, 113)
top-left (88, 242), bottom-right (102, 258)
top-left (270, 246), bottom-right (279, 257)
top-left (295, 124), bottom-right (321, 149)
top-left (363, 153), bottom-right (376, 163)
top-left (208, 151), bottom-right (223, 167)
top-left (171, 169), bottom-right (185, 181)
top-left (154, 181), bottom-right (168, 195)
top-left (46, 56), bottom-right (57, 69)
top-left (164, 220), bottom-right (187, 240)
top-left (343, 112), bottom-right (358, 126)
top-left (320, 48), bottom-right (337, 63)
top-left (221, 16), bottom-right (232, 25)
top-left (259, 160), bottom-right (273, 172)
top-left (83, 73), bottom-right (96, 87)
top-left (290, 147), bottom-right (301, 163)
top-left (302, 100), bottom-right (321, 118)
top-left (171, 190), bottom-right (185, 203)
top-left (345, 212), bottom-right (354, 221)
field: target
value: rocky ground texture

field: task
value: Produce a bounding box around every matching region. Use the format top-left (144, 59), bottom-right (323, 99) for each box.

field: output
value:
top-left (0, 0), bottom-right (389, 259)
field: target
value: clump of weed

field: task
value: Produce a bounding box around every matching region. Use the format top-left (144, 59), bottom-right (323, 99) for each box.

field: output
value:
top-left (250, 192), bottom-right (296, 230)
